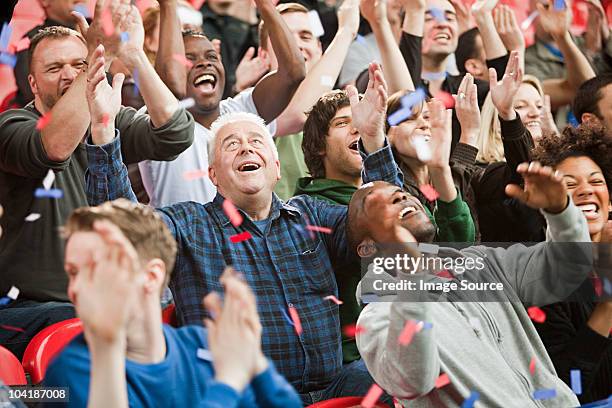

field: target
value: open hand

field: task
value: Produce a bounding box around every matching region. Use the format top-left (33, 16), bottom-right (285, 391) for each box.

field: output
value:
top-left (426, 99), bottom-right (453, 169)
top-left (489, 50), bottom-right (522, 120)
top-left (505, 161), bottom-right (568, 213)
top-left (360, 0), bottom-right (387, 27)
top-left (536, 0), bottom-right (570, 40)
top-left (454, 73), bottom-right (480, 145)
top-left (494, 5), bottom-right (525, 52)
top-left (339, 0), bottom-right (360, 36)
top-left (234, 47), bottom-right (270, 93)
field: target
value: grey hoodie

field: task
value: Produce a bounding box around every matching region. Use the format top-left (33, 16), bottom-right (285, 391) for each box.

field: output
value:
top-left (356, 200), bottom-right (591, 407)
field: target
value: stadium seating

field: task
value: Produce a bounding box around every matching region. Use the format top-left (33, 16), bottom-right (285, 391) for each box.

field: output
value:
top-left (21, 318), bottom-right (82, 384)
top-left (0, 345), bottom-right (27, 385)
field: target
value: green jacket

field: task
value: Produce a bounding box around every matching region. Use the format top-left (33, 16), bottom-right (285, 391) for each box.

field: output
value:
top-left (296, 176), bottom-right (476, 364)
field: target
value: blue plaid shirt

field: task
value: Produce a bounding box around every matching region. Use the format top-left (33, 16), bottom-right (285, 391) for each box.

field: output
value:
top-left (85, 134), bottom-right (402, 394)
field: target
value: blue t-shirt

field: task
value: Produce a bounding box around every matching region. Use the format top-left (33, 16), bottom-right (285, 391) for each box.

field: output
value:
top-left (44, 324), bottom-right (302, 408)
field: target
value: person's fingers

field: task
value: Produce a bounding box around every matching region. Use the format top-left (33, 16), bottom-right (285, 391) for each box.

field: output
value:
top-left (457, 73), bottom-right (469, 96)
top-left (112, 72), bottom-right (125, 93)
top-left (488, 67), bottom-right (498, 88)
top-left (527, 161), bottom-right (541, 173)
top-left (516, 162), bottom-right (530, 174)
top-left (241, 47), bottom-right (256, 63)
top-left (90, 66), bottom-right (106, 90)
top-left (468, 83), bottom-right (478, 108)
top-left (94, 0), bottom-right (106, 19)
top-left (374, 67), bottom-right (388, 93)
top-left (505, 184), bottom-right (529, 202)
top-left (203, 291), bottom-right (223, 320)
top-left (72, 11), bottom-right (90, 37)
top-left (346, 85), bottom-right (360, 109)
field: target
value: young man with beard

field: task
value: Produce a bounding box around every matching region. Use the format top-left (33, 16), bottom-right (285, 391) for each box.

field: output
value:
top-left (348, 167), bottom-right (592, 406)
top-left (86, 62), bottom-right (396, 405)
top-left (138, 0), bottom-right (306, 207)
top-left (0, 1), bottom-right (194, 359)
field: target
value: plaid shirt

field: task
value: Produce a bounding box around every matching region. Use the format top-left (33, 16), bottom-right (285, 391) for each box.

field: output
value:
top-left (86, 134), bottom-right (402, 393)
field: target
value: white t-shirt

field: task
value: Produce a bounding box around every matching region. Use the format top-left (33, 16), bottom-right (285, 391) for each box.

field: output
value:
top-left (139, 88), bottom-right (277, 207)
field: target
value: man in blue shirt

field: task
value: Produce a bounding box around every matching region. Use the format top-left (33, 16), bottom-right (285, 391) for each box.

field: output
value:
top-left (85, 61), bottom-right (398, 404)
top-left (45, 199), bottom-right (301, 408)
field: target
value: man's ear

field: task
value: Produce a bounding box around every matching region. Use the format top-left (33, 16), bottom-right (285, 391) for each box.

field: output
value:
top-left (143, 259), bottom-right (166, 295)
top-left (581, 112), bottom-right (601, 125)
top-left (357, 238), bottom-right (377, 258)
top-left (275, 158), bottom-right (281, 181)
top-left (208, 165), bottom-right (218, 187)
top-left (464, 58), bottom-right (485, 79)
top-left (28, 74), bottom-right (38, 97)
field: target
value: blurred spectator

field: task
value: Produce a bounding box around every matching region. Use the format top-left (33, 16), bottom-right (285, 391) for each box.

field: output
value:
top-left (572, 73), bottom-right (612, 127)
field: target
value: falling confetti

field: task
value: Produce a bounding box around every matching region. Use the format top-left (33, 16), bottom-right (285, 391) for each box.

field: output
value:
top-left (388, 107), bottom-right (414, 126)
top-left (323, 295), bottom-right (343, 305)
top-left (420, 184), bottom-right (440, 202)
top-left (0, 23), bottom-right (12, 52)
top-left (343, 324), bottom-right (367, 337)
top-left (196, 348), bottom-right (213, 361)
top-left (398, 320), bottom-right (417, 346)
top-left (34, 188), bottom-right (63, 199)
top-left (230, 231), bottom-right (252, 243)
top-left (437, 269), bottom-right (454, 279)
top-left (42, 169), bottom-right (55, 190)
top-left (527, 306), bottom-right (546, 323)
top-left (570, 370), bottom-right (582, 395)
top-left (307, 10), bottom-right (325, 38)
top-left (101, 7), bottom-right (115, 36)
top-left (521, 11), bottom-right (539, 31)
top-left (0, 325), bottom-right (25, 332)
top-left (0, 52), bottom-right (17, 68)
top-left (356, 34), bottom-right (367, 44)
top-left (428, 7), bottom-right (447, 22)
top-left (6, 286), bottom-right (18, 300)
top-left (36, 112), bottom-right (52, 131)
top-left (178, 98), bottom-right (196, 109)
top-left (529, 357), bottom-right (536, 375)
top-left (435, 373), bottom-right (450, 388)
top-left (306, 225), bottom-right (332, 234)
top-left (592, 276), bottom-right (603, 297)
top-left (182, 169), bottom-right (208, 181)
top-left (553, 0), bottom-right (565, 10)
top-left (361, 384), bottom-right (384, 408)
top-left (288, 305), bottom-right (303, 335)
top-left (223, 199), bottom-right (243, 227)
top-left (173, 53), bottom-right (194, 69)
top-left (25, 213), bottom-right (41, 222)
top-left (461, 391), bottom-right (480, 408)
top-left (73, 4), bottom-right (91, 18)
top-left (533, 388), bottom-right (556, 400)
top-left (417, 321), bottom-right (433, 331)
top-left (120, 32), bottom-right (130, 43)
top-left (435, 90), bottom-right (455, 109)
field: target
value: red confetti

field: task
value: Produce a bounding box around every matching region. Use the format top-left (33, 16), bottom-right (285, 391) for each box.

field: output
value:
top-left (101, 7), bottom-right (115, 37)
top-left (223, 199), bottom-right (243, 227)
top-left (361, 384), bottom-right (384, 408)
top-left (592, 276), bottom-right (603, 297)
top-left (435, 373), bottom-right (450, 388)
top-left (420, 184), bottom-right (440, 201)
top-left (288, 306), bottom-right (302, 335)
top-left (191, 0), bottom-right (206, 9)
top-left (36, 112), bottom-right (52, 130)
top-left (306, 225), bottom-right (332, 234)
top-left (102, 113), bottom-right (110, 127)
top-left (0, 324), bottom-right (25, 332)
top-left (230, 231), bottom-right (252, 243)
top-left (323, 295), bottom-right (343, 305)
top-left (435, 90), bottom-right (455, 109)
top-left (527, 306), bottom-right (546, 323)
top-left (529, 356), bottom-right (536, 375)
top-left (398, 320), bottom-right (418, 346)
top-left (182, 169), bottom-right (208, 181)
top-left (343, 324), bottom-right (367, 338)
top-left (436, 269), bottom-right (454, 279)
top-left (172, 53), bottom-right (194, 69)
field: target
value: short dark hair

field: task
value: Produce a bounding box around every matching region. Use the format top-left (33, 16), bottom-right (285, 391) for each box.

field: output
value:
top-left (455, 28), bottom-right (480, 75)
top-left (572, 74), bottom-right (612, 123)
top-left (28, 26), bottom-right (86, 69)
top-left (534, 122), bottom-right (612, 186)
top-left (302, 90), bottom-right (351, 179)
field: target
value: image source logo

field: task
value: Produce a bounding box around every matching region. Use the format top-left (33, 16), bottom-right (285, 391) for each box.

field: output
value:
top-left (371, 253), bottom-right (486, 275)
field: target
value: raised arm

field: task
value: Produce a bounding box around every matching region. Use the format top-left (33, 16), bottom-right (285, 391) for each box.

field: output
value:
top-left (537, 0), bottom-right (596, 110)
top-left (493, 5), bottom-right (525, 70)
top-left (361, 0), bottom-right (414, 94)
top-left (155, 0), bottom-right (188, 99)
top-left (471, 0), bottom-right (507, 62)
top-left (400, 0), bottom-right (426, 37)
top-left (251, 0), bottom-right (306, 123)
top-left (274, 0), bottom-right (360, 137)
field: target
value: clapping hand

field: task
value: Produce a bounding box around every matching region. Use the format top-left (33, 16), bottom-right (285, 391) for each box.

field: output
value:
top-left (454, 73), bottom-right (480, 145)
top-left (505, 162), bottom-right (568, 213)
top-left (489, 50), bottom-right (522, 120)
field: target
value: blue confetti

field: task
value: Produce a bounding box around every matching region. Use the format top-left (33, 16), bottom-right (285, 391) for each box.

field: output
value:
top-left (428, 7), bottom-right (447, 22)
top-left (603, 277), bottom-right (612, 295)
top-left (280, 307), bottom-right (295, 326)
top-left (0, 23), bottom-right (12, 52)
top-left (196, 348), bottom-right (213, 361)
top-left (422, 71), bottom-right (448, 82)
top-left (533, 389), bottom-right (557, 400)
top-left (388, 107), bottom-right (413, 126)
top-left (571, 370), bottom-right (582, 395)
top-left (73, 4), bottom-right (91, 18)
top-left (400, 88), bottom-right (427, 110)
top-left (0, 297), bottom-right (11, 306)
top-left (0, 52), bottom-right (17, 68)
top-left (133, 68), bottom-right (140, 97)
top-left (356, 34), bottom-right (366, 44)
top-left (553, 0), bottom-right (565, 10)
top-left (120, 32), bottom-right (130, 43)
top-left (34, 188), bottom-right (63, 199)
top-left (361, 294), bottom-right (379, 304)
top-left (461, 391), bottom-right (480, 408)
top-left (419, 321), bottom-right (433, 330)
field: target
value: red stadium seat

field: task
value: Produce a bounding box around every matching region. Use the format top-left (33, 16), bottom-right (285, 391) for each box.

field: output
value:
top-left (21, 318), bottom-right (83, 384)
top-left (0, 345), bottom-right (27, 385)
top-left (162, 304), bottom-right (178, 327)
top-left (306, 396), bottom-right (390, 408)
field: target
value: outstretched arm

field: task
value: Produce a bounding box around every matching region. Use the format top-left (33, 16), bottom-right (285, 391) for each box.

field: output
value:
top-left (155, 0), bottom-right (188, 99)
top-left (472, 0), bottom-right (508, 62)
top-left (251, 0), bottom-right (306, 123)
top-left (274, 0), bottom-right (360, 137)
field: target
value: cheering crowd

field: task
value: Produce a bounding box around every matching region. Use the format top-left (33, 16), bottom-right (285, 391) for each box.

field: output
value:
top-left (0, 0), bottom-right (611, 406)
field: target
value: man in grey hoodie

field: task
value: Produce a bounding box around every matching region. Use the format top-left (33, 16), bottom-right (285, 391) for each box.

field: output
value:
top-left (347, 161), bottom-right (593, 407)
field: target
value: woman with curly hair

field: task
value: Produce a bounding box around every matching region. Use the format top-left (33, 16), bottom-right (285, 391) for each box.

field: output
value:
top-left (531, 124), bottom-right (612, 403)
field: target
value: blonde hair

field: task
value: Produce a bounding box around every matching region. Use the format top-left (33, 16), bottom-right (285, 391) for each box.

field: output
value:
top-left (476, 74), bottom-right (545, 164)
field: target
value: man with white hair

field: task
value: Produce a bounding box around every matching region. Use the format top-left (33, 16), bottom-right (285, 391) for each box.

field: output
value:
top-left (85, 62), bottom-right (396, 405)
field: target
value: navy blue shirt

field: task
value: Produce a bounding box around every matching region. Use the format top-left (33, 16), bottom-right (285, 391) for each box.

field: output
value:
top-left (44, 324), bottom-right (301, 407)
